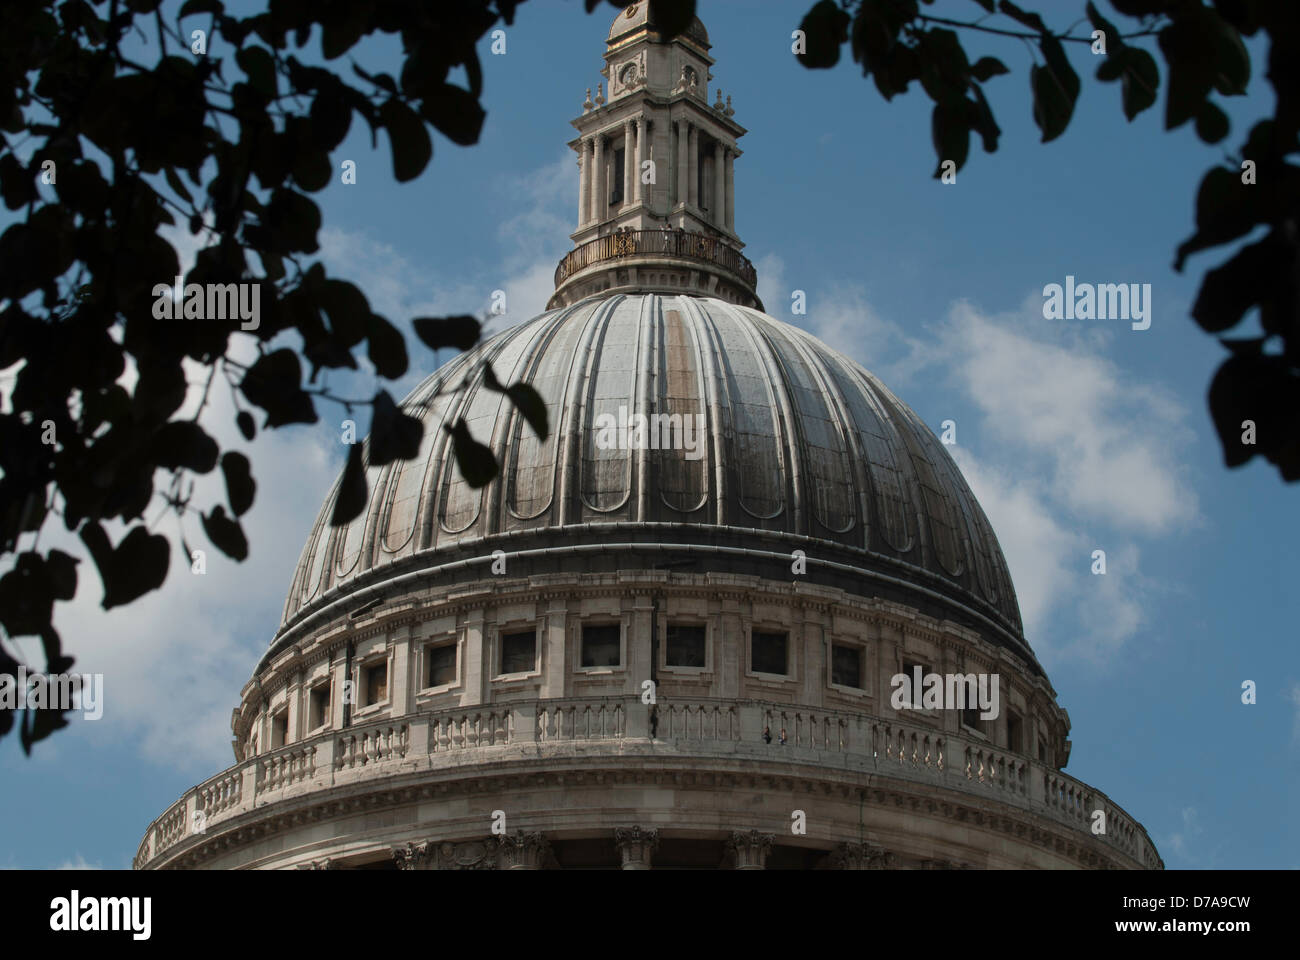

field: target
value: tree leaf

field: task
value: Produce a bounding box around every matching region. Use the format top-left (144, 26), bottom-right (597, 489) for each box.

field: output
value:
top-left (220, 451), bottom-right (256, 516)
top-left (971, 57), bottom-right (1008, 82)
top-left (444, 418), bottom-right (497, 488)
top-left (1120, 48), bottom-right (1159, 121)
top-left (1030, 63), bottom-right (1073, 142)
top-left (330, 442), bottom-right (368, 526)
top-left (366, 313), bottom-right (408, 380)
top-left (482, 365), bottom-right (548, 439)
top-left (931, 99), bottom-right (971, 175)
top-left (367, 390), bottom-right (423, 466)
top-left (418, 83), bottom-right (486, 147)
top-left (80, 522), bottom-right (170, 609)
top-left (648, 0), bottom-right (697, 41)
top-left (201, 505), bottom-right (249, 561)
top-left (413, 315), bottom-right (480, 351)
top-left (241, 348), bottom-right (319, 427)
top-left (379, 98), bottom-right (432, 182)
top-left (236, 410), bottom-right (256, 441)
top-left (152, 421), bottom-right (220, 473)
top-left (235, 46), bottom-right (276, 99)
top-left (796, 0), bottom-right (850, 69)
top-left (320, 278), bottom-right (370, 347)
top-left (1195, 100), bottom-right (1229, 143)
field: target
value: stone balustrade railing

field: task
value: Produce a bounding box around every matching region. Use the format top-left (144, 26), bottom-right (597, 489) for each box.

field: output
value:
top-left (136, 696), bottom-right (1161, 870)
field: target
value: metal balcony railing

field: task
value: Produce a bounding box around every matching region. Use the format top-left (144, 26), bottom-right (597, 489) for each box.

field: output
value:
top-left (554, 229), bottom-right (758, 288)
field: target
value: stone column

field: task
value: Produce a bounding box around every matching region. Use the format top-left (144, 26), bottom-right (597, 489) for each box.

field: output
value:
top-left (725, 830), bottom-right (774, 869)
top-left (634, 115), bottom-right (646, 205)
top-left (499, 832), bottom-right (551, 870)
top-left (461, 609), bottom-right (486, 707)
top-left (622, 118), bottom-right (635, 209)
top-left (542, 596), bottom-right (567, 699)
top-left (331, 649), bottom-right (348, 731)
top-left (614, 826), bottom-right (659, 870)
top-left (713, 140), bottom-right (725, 225)
top-left (687, 125), bottom-right (697, 208)
top-left (578, 138), bottom-right (589, 226)
top-left (592, 134), bottom-right (606, 225)
top-left (676, 120), bottom-right (688, 208)
top-left (390, 625), bottom-right (411, 716)
top-left (286, 670), bottom-right (302, 742)
top-left (725, 148), bottom-right (735, 231)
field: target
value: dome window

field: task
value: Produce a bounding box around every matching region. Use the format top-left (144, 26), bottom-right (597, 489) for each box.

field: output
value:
top-left (501, 629), bottom-right (538, 676)
top-left (426, 644), bottom-right (457, 688)
top-left (362, 660), bottom-right (388, 707)
top-left (901, 661), bottom-right (930, 709)
top-left (270, 709), bottom-right (289, 749)
top-left (581, 624), bottom-right (622, 668)
top-left (665, 624), bottom-right (706, 668)
top-left (751, 631), bottom-right (788, 676)
top-left (830, 644), bottom-right (864, 689)
top-left (308, 680), bottom-right (331, 731)
top-left (1006, 711), bottom-right (1023, 754)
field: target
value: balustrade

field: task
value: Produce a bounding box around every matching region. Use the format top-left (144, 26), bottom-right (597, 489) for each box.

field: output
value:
top-left (554, 229), bottom-right (757, 288)
top-left (137, 696), bottom-right (1158, 870)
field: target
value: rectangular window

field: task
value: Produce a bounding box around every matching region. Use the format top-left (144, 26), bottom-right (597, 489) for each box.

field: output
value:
top-left (270, 710), bottom-right (288, 749)
top-left (666, 624), bottom-right (706, 667)
top-left (309, 681), bottom-right (331, 730)
top-left (831, 643), bottom-right (863, 688)
top-left (582, 624), bottom-right (621, 668)
top-left (961, 706), bottom-right (981, 730)
top-left (364, 661), bottom-right (388, 706)
top-left (501, 630), bottom-right (537, 675)
top-left (1007, 712), bottom-right (1023, 753)
top-left (611, 147), bottom-right (625, 203)
top-left (751, 631), bottom-right (788, 676)
top-left (427, 644), bottom-right (456, 688)
top-left (902, 661), bottom-right (929, 708)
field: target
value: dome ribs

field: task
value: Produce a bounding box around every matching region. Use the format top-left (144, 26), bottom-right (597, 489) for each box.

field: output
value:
top-left (274, 294), bottom-right (1031, 660)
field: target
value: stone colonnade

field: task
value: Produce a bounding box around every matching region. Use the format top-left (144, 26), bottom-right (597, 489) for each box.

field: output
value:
top-left (577, 118), bottom-right (734, 232)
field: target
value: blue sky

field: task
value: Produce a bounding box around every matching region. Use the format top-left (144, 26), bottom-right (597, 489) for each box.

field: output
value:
top-left (2, 0), bottom-right (1296, 869)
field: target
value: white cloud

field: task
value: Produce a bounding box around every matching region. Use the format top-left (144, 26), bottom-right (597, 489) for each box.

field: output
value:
top-left (55, 854), bottom-right (103, 870)
top-left (804, 289), bottom-right (1197, 664)
top-left (1167, 805), bottom-right (1203, 861)
top-left (319, 151), bottom-right (573, 348)
top-left (940, 301), bottom-right (1199, 535)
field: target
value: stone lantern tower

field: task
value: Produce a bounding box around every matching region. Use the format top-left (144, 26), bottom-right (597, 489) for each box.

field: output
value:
top-left (552, 5), bottom-right (759, 309)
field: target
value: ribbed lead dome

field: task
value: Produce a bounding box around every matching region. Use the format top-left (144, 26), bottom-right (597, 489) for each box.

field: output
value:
top-left (278, 295), bottom-right (1028, 664)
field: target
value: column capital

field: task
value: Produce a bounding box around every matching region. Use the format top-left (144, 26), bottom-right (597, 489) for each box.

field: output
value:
top-left (392, 840), bottom-right (435, 871)
top-left (827, 841), bottom-right (896, 870)
top-left (614, 826), bottom-right (660, 869)
top-left (498, 831), bottom-right (552, 870)
top-left (725, 830), bottom-right (775, 869)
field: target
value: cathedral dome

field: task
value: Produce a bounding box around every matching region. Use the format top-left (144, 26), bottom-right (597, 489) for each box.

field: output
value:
top-left (135, 5), bottom-right (1162, 873)
top-left (275, 294), bottom-right (1031, 672)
